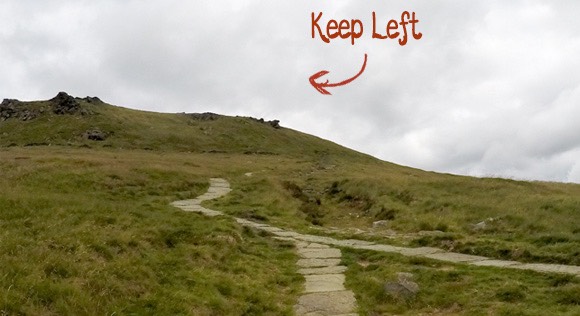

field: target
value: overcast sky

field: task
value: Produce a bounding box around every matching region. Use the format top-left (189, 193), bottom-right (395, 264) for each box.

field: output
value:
top-left (2, 1), bottom-right (580, 183)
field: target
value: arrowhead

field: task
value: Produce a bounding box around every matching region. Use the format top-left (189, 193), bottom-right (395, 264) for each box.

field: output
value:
top-left (309, 70), bottom-right (332, 95)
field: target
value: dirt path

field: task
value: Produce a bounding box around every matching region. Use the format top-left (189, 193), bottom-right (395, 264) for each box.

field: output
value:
top-left (171, 178), bottom-right (580, 314)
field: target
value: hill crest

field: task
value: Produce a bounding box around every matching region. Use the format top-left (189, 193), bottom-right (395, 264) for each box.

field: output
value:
top-left (0, 92), bottom-right (370, 161)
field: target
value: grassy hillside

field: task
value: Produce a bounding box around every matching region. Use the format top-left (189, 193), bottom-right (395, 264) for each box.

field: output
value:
top-left (0, 92), bottom-right (369, 160)
top-left (1, 93), bottom-right (579, 314)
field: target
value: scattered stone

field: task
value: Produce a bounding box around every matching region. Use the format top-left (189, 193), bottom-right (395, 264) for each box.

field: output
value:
top-left (397, 272), bottom-right (415, 282)
top-left (472, 221), bottom-right (487, 231)
top-left (373, 220), bottom-right (389, 228)
top-left (20, 110), bottom-right (37, 121)
top-left (84, 129), bottom-right (108, 141)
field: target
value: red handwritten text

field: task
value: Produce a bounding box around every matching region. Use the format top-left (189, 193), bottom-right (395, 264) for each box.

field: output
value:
top-left (311, 11), bottom-right (422, 46)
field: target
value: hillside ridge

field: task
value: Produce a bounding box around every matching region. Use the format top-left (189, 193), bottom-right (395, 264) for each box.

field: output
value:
top-left (0, 92), bottom-right (371, 161)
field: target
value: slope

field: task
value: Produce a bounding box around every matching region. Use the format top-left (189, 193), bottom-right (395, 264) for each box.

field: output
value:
top-left (0, 92), bottom-right (370, 161)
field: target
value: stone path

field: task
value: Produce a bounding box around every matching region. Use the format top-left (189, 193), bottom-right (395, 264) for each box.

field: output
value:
top-left (290, 240), bottom-right (357, 315)
top-left (171, 179), bottom-right (359, 315)
top-left (171, 179), bottom-right (580, 312)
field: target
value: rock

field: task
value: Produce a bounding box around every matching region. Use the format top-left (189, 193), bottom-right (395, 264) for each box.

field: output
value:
top-left (51, 92), bottom-right (81, 115)
top-left (187, 112), bottom-right (221, 121)
top-left (384, 272), bottom-right (419, 301)
top-left (0, 99), bottom-right (18, 121)
top-left (373, 220), bottom-right (389, 228)
top-left (82, 96), bottom-right (102, 104)
top-left (472, 221), bottom-right (487, 231)
top-left (84, 129), bottom-right (108, 141)
top-left (247, 116), bottom-right (281, 129)
top-left (0, 99), bottom-right (40, 121)
top-left (397, 272), bottom-right (415, 282)
top-left (384, 282), bottom-right (418, 301)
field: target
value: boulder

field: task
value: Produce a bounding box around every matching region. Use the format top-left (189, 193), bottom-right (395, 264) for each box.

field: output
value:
top-left (84, 129), bottom-right (108, 141)
top-left (384, 272), bottom-right (419, 301)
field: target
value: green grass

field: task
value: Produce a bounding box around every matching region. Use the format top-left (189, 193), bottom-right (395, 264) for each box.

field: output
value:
top-left (210, 164), bottom-right (580, 265)
top-left (0, 97), bottom-right (366, 160)
top-left (0, 148), bottom-right (301, 315)
top-left (341, 248), bottom-right (580, 315)
top-left (1, 95), bottom-right (579, 314)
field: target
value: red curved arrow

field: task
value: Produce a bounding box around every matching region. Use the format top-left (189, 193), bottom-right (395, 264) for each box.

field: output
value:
top-left (309, 53), bottom-right (368, 95)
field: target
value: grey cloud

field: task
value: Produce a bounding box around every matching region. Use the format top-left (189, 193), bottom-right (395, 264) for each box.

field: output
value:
top-left (1, 0), bottom-right (579, 183)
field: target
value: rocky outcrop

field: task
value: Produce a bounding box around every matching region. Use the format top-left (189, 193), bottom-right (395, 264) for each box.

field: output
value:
top-left (187, 112), bottom-right (221, 121)
top-left (81, 96), bottom-right (103, 104)
top-left (0, 99), bottom-right (38, 121)
top-left (51, 91), bottom-right (81, 115)
top-left (1, 99), bottom-right (20, 121)
top-left (1, 92), bottom-right (102, 122)
top-left (249, 117), bottom-right (281, 129)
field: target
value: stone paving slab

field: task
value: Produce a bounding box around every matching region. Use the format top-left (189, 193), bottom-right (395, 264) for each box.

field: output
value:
top-left (272, 231), bottom-right (302, 237)
top-left (425, 252), bottom-right (489, 263)
top-left (259, 226), bottom-right (285, 233)
top-left (297, 248), bottom-right (342, 259)
top-left (399, 247), bottom-right (443, 256)
top-left (299, 266), bottom-right (348, 275)
top-left (304, 274), bottom-right (346, 293)
top-left (294, 291), bottom-right (357, 316)
top-left (272, 237), bottom-right (297, 242)
top-left (297, 258), bottom-right (342, 268)
top-left (175, 177), bottom-right (580, 316)
top-left (175, 180), bottom-right (580, 277)
top-left (512, 263), bottom-right (580, 275)
top-left (328, 239), bottom-right (375, 247)
top-left (356, 244), bottom-right (403, 253)
top-left (295, 235), bottom-right (340, 245)
top-left (471, 260), bottom-right (522, 267)
top-left (306, 243), bottom-right (330, 249)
